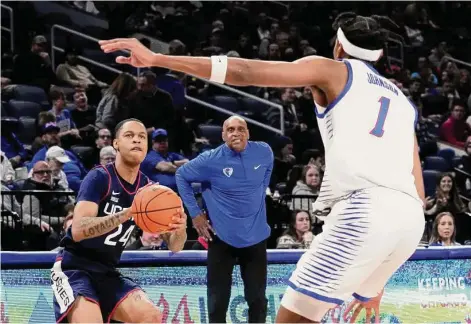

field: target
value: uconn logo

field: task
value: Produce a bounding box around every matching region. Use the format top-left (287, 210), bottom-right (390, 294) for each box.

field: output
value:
top-left (104, 202), bottom-right (124, 215)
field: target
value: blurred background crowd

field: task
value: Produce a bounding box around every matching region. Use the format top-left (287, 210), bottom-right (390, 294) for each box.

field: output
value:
top-left (1, 1), bottom-right (471, 252)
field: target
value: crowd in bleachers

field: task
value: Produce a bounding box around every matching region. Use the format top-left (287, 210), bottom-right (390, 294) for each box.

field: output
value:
top-left (1, 1), bottom-right (471, 251)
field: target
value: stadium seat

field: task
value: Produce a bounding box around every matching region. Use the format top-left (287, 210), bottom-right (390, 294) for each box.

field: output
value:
top-left (1, 116), bottom-right (19, 129)
top-left (10, 85), bottom-right (49, 107)
top-left (1, 101), bottom-right (8, 116)
top-left (239, 97), bottom-right (267, 115)
top-left (208, 96), bottom-right (240, 112)
top-left (423, 170), bottom-right (440, 197)
top-left (437, 148), bottom-right (455, 167)
top-left (452, 156), bottom-right (463, 168)
top-left (18, 117), bottom-right (37, 145)
top-left (70, 146), bottom-right (94, 162)
top-left (7, 100), bottom-right (42, 119)
top-left (423, 156), bottom-right (449, 172)
top-left (275, 182), bottom-right (287, 195)
top-left (197, 124), bottom-right (223, 145)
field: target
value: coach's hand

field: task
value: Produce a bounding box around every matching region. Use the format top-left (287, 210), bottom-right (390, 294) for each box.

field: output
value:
top-left (168, 209), bottom-right (187, 233)
top-left (99, 38), bottom-right (159, 68)
top-left (192, 213), bottom-right (214, 241)
top-left (343, 289), bottom-right (384, 323)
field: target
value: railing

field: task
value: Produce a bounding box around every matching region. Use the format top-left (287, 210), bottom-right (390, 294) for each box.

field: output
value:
top-left (50, 25), bottom-right (284, 135)
top-left (386, 37), bottom-right (404, 68)
top-left (1, 4), bottom-right (14, 52)
top-left (444, 56), bottom-right (471, 69)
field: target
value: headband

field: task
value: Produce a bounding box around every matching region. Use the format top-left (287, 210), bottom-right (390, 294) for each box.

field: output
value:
top-left (337, 28), bottom-right (383, 62)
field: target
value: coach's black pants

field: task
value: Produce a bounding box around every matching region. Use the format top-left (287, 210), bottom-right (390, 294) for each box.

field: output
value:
top-left (207, 236), bottom-right (267, 323)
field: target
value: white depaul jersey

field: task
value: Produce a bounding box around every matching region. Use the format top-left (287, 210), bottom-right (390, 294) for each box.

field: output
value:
top-left (314, 59), bottom-right (420, 209)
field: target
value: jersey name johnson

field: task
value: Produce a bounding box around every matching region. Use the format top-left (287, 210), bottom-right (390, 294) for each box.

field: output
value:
top-left (313, 59), bottom-right (420, 205)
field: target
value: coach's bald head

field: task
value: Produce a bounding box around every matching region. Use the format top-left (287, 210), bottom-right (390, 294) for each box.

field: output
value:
top-left (222, 116), bottom-right (249, 152)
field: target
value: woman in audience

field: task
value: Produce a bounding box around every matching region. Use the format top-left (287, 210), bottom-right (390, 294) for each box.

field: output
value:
top-left (291, 164), bottom-right (321, 217)
top-left (95, 72), bottom-right (137, 132)
top-left (425, 172), bottom-right (465, 217)
top-left (277, 210), bottom-right (313, 249)
top-left (429, 212), bottom-right (461, 246)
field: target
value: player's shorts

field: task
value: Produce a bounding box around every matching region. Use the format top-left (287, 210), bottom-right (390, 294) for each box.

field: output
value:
top-left (51, 250), bottom-right (141, 323)
top-left (281, 187), bottom-right (425, 322)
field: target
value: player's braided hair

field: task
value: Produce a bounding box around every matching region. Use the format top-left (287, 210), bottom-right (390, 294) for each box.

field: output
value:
top-left (332, 12), bottom-right (404, 62)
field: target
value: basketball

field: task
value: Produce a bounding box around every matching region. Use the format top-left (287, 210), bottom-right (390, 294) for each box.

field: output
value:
top-left (131, 184), bottom-right (183, 234)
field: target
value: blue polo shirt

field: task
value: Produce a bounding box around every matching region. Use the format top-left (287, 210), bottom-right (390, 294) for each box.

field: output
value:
top-left (140, 150), bottom-right (186, 191)
top-left (176, 141), bottom-right (274, 248)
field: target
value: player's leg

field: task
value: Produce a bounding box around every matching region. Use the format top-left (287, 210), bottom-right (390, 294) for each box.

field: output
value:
top-left (278, 190), bottom-right (403, 322)
top-left (104, 276), bottom-right (161, 323)
top-left (67, 297), bottom-right (103, 323)
top-left (207, 236), bottom-right (237, 323)
top-left (51, 260), bottom-right (102, 323)
top-left (346, 201), bottom-right (424, 322)
top-left (238, 239), bottom-right (268, 323)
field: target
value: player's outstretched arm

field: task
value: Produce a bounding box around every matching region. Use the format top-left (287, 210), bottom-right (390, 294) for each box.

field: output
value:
top-left (99, 38), bottom-right (343, 88)
top-left (71, 201), bottom-right (131, 242)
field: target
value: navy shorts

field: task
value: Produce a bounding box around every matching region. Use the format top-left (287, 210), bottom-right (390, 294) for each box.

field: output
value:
top-left (51, 251), bottom-right (141, 323)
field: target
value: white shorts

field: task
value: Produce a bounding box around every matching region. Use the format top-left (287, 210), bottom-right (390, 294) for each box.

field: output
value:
top-left (281, 187), bottom-right (425, 322)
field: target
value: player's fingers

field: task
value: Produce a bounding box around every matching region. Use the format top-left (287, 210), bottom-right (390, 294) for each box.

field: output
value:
top-left (116, 56), bottom-right (132, 64)
top-left (374, 306), bottom-right (380, 323)
top-left (365, 308), bottom-right (372, 323)
top-left (98, 38), bottom-right (131, 45)
top-left (349, 305), bottom-right (363, 323)
top-left (343, 300), bottom-right (358, 321)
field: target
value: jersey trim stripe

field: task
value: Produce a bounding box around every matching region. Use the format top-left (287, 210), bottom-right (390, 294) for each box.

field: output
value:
top-left (315, 60), bottom-right (353, 119)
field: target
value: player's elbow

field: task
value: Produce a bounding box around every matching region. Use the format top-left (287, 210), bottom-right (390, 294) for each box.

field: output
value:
top-left (71, 227), bottom-right (84, 242)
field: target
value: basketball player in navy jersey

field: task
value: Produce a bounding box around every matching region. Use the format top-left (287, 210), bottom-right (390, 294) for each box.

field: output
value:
top-left (51, 118), bottom-right (187, 323)
top-left (100, 12), bottom-right (427, 323)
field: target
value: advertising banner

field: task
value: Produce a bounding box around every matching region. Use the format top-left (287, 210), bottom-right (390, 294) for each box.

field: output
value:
top-left (1, 256), bottom-right (471, 323)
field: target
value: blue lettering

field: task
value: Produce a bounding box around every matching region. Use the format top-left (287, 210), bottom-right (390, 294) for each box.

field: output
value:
top-left (266, 294), bottom-right (276, 323)
top-left (367, 72), bottom-right (398, 96)
top-left (198, 296), bottom-right (207, 323)
top-left (230, 295), bottom-right (247, 323)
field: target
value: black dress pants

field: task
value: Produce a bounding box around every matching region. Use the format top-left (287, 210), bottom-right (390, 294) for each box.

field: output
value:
top-left (207, 236), bottom-right (268, 323)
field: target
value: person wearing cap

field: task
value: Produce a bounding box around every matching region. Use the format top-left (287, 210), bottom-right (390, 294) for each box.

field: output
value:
top-left (140, 128), bottom-right (189, 192)
top-left (46, 146), bottom-right (74, 192)
top-left (12, 35), bottom-right (57, 91)
top-left (29, 122), bottom-right (87, 192)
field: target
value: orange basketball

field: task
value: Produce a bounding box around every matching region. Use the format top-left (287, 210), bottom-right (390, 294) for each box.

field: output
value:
top-left (131, 184), bottom-right (183, 234)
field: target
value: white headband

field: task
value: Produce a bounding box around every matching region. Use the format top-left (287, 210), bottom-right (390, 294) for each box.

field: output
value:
top-left (337, 28), bottom-right (383, 62)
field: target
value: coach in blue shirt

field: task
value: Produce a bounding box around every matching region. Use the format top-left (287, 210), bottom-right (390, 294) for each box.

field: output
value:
top-left (176, 116), bottom-right (273, 323)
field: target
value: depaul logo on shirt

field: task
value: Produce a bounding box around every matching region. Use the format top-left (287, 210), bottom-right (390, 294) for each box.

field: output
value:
top-left (223, 167), bottom-right (233, 177)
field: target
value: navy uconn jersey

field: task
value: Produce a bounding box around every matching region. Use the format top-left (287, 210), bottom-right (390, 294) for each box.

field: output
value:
top-left (60, 163), bottom-right (150, 268)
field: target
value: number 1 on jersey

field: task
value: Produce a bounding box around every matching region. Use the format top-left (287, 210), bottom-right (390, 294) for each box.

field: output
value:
top-left (370, 96), bottom-right (390, 137)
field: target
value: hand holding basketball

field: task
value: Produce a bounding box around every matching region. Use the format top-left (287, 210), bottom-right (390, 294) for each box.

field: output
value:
top-left (168, 209), bottom-right (187, 233)
top-left (131, 184), bottom-right (184, 234)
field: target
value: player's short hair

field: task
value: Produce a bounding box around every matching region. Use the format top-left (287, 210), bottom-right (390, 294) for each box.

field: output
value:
top-left (114, 118), bottom-right (145, 137)
top-left (332, 12), bottom-right (404, 62)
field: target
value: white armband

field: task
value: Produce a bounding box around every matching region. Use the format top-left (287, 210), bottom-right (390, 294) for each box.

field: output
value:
top-left (210, 56), bottom-right (228, 84)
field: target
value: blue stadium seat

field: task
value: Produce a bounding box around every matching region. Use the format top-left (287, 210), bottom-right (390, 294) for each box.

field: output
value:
top-left (70, 146), bottom-right (94, 161)
top-left (197, 124), bottom-right (223, 145)
top-left (437, 148), bottom-right (455, 167)
top-left (423, 170), bottom-right (440, 197)
top-left (18, 117), bottom-right (37, 145)
top-left (208, 96), bottom-right (239, 112)
top-left (7, 100), bottom-right (41, 119)
top-left (1, 101), bottom-right (8, 116)
top-left (10, 85), bottom-right (49, 107)
top-left (240, 97), bottom-right (266, 114)
top-left (423, 156), bottom-right (449, 172)
top-left (452, 156), bottom-right (463, 168)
